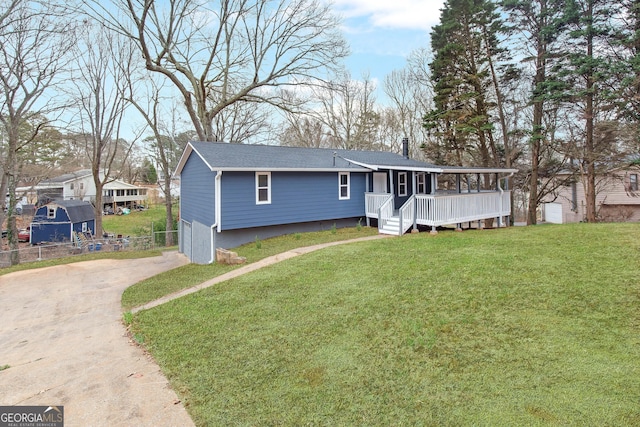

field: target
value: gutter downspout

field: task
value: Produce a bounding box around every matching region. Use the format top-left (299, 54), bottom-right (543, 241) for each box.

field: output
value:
top-left (209, 170), bottom-right (223, 264)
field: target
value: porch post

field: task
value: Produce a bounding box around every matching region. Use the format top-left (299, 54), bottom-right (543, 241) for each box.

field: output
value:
top-left (390, 171), bottom-right (395, 197)
top-left (495, 173), bottom-right (502, 228)
top-left (412, 172), bottom-right (418, 231)
top-left (430, 173), bottom-right (437, 234)
top-left (456, 175), bottom-right (462, 231)
top-left (477, 174), bottom-right (482, 229)
top-left (466, 176), bottom-right (471, 228)
top-left (366, 173), bottom-right (371, 227)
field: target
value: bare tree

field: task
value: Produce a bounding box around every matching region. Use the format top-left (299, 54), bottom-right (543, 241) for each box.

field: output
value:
top-left (276, 72), bottom-right (380, 150)
top-left (126, 77), bottom-right (190, 246)
top-left (85, 0), bottom-right (348, 142)
top-left (210, 100), bottom-right (273, 144)
top-left (383, 49), bottom-right (435, 158)
top-left (68, 22), bottom-right (139, 236)
top-left (278, 115), bottom-right (330, 148)
top-left (317, 72), bottom-right (378, 150)
top-left (0, 0), bottom-right (73, 264)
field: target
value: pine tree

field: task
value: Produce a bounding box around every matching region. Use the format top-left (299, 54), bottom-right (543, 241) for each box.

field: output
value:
top-left (425, 0), bottom-right (509, 173)
top-left (555, 0), bottom-right (617, 222)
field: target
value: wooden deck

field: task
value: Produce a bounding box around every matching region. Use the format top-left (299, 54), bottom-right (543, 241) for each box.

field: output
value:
top-left (366, 191), bottom-right (512, 235)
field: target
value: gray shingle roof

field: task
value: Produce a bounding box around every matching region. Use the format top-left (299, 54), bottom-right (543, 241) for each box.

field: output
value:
top-left (54, 200), bottom-right (95, 223)
top-left (39, 169), bottom-right (92, 184)
top-left (187, 142), bottom-right (439, 171)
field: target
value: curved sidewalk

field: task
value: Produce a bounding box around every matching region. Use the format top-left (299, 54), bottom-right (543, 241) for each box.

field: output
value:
top-left (131, 235), bottom-right (389, 314)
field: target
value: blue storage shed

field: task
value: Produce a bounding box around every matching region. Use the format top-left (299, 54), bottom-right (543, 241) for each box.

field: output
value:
top-left (30, 200), bottom-right (96, 244)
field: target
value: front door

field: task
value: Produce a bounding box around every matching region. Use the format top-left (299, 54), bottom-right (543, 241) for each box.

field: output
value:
top-left (373, 172), bottom-right (388, 193)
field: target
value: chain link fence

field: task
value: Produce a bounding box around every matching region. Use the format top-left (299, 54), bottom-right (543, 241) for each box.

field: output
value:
top-left (0, 230), bottom-right (179, 268)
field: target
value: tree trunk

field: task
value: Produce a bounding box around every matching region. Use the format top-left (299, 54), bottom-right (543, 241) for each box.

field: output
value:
top-left (527, 25), bottom-right (547, 226)
top-left (583, 0), bottom-right (597, 222)
top-left (164, 179), bottom-right (174, 247)
top-left (93, 173), bottom-right (104, 237)
top-left (4, 127), bottom-right (20, 265)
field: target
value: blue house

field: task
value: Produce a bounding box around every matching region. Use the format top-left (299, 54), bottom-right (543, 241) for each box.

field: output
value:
top-left (30, 200), bottom-right (96, 244)
top-left (176, 141), bottom-right (517, 264)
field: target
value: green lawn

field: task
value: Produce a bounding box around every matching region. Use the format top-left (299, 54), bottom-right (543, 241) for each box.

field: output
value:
top-left (121, 225), bottom-right (379, 310)
top-left (129, 223), bottom-right (640, 426)
top-left (102, 204), bottom-right (173, 237)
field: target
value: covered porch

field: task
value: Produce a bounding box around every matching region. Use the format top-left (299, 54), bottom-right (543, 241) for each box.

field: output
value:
top-left (364, 167), bottom-right (516, 235)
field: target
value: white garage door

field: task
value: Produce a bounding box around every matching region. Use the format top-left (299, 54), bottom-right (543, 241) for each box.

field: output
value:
top-left (545, 203), bottom-right (563, 224)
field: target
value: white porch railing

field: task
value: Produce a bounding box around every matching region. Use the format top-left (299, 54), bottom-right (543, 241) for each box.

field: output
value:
top-left (415, 191), bottom-right (511, 227)
top-left (365, 191), bottom-right (511, 231)
top-left (399, 195), bottom-right (415, 234)
top-left (366, 193), bottom-right (393, 219)
top-left (378, 196), bottom-right (395, 232)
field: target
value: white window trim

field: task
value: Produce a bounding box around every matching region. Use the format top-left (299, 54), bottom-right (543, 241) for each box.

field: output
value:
top-left (256, 172), bottom-right (271, 204)
top-left (339, 172), bottom-right (350, 200)
top-left (398, 172), bottom-right (408, 197)
top-left (47, 207), bottom-right (55, 218)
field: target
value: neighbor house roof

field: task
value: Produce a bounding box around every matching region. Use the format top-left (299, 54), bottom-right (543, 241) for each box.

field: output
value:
top-left (34, 170), bottom-right (143, 190)
top-left (48, 200), bottom-right (95, 223)
top-left (36, 169), bottom-right (93, 186)
top-left (176, 142), bottom-right (517, 175)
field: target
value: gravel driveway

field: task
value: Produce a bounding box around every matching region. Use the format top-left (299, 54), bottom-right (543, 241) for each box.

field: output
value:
top-left (0, 251), bottom-right (195, 427)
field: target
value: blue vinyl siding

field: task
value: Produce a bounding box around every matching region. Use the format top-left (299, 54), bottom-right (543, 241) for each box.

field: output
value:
top-left (221, 171), bottom-right (366, 230)
top-left (180, 154), bottom-right (217, 226)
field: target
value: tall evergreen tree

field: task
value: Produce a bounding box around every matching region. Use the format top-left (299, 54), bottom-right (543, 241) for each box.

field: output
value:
top-left (555, 0), bottom-right (617, 222)
top-left (425, 0), bottom-right (508, 174)
top-left (612, 1), bottom-right (640, 124)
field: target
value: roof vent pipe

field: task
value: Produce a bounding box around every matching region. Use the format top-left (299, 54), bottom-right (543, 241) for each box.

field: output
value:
top-left (402, 137), bottom-right (409, 159)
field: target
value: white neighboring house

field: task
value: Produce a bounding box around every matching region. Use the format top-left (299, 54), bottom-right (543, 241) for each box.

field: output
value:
top-left (34, 170), bottom-right (95, 203)
top-left (34, 169), bottom-right (148, 212)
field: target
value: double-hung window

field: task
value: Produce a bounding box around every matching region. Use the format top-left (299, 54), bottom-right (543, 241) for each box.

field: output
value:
top-left (339, 172), bottom-right (350, 200)
top-left (416, 173), bottom-right (426, 194)
top-left (256, 172), bottom-right (271, 204)
top-left (398, 172), bottom-right (408, 196)
top-left (630, 174), bottom-right (638, 191)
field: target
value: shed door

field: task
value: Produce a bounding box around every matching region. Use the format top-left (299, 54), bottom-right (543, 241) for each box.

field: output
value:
top-left (373, 173), bottom-right (388, 193)
top-left (545, 203), bottom-right (563, 224)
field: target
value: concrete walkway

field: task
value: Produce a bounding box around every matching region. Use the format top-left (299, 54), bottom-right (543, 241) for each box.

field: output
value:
top-left (132, 235), bottom-right (389, 313)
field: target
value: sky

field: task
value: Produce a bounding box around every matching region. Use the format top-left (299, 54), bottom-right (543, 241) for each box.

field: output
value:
top-left (330, 0), bottom-right (445, 86)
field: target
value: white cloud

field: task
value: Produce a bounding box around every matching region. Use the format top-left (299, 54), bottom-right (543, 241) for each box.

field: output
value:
top-left (331, 0), bottom-right (444, 31)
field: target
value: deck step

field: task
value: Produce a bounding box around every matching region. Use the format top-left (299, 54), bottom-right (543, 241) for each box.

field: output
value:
top-left (379, 216), bottom-right (401, 235)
